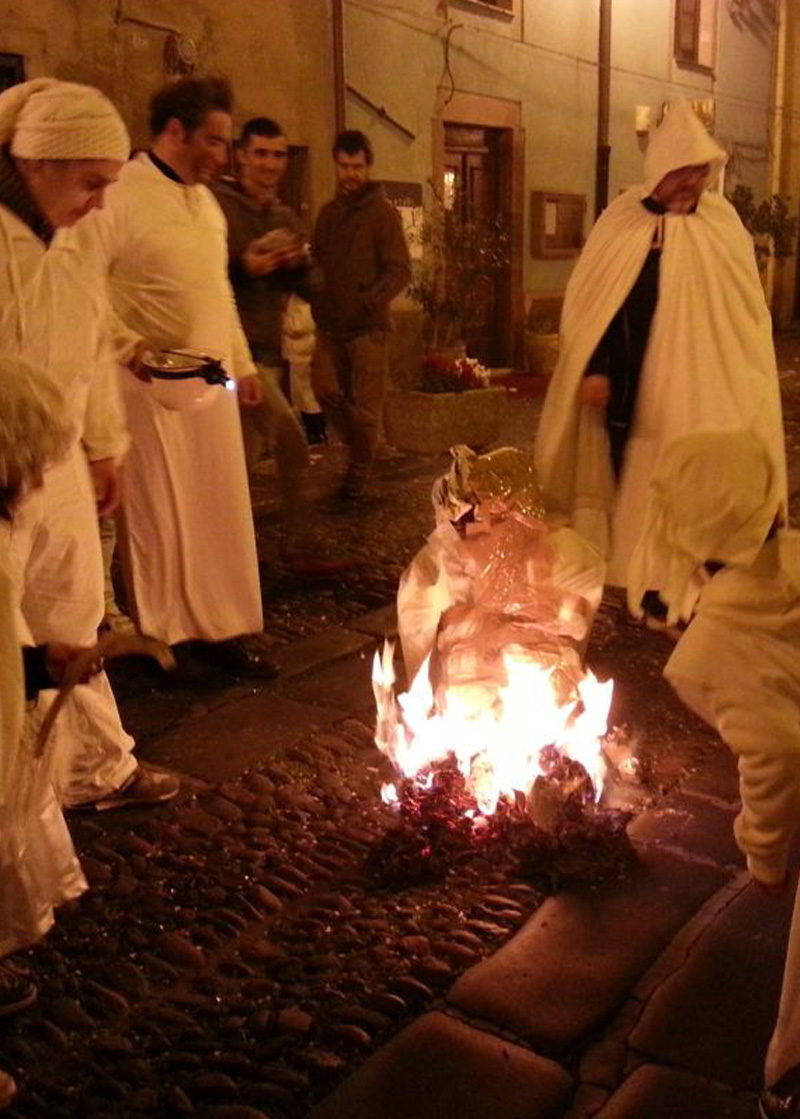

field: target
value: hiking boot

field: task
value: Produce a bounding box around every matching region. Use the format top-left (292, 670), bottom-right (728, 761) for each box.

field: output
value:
top-left (301, 412), bottom-right (327, 446)
top-left (0, 960), bottom-right (37, 1018)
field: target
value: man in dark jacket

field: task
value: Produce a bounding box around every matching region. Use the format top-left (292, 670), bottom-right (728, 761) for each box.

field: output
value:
top-left (213, 117), bottom-right (312, 490)
top-left (312, 130), bottom-right (411, 499)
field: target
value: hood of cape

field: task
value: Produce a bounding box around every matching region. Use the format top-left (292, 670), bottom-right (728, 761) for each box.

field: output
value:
top-left (642, 100), bottom-right (727, 197)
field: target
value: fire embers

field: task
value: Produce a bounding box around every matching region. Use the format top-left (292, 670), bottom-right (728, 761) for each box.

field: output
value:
top-left (368, 749), bottom-right (636, 891)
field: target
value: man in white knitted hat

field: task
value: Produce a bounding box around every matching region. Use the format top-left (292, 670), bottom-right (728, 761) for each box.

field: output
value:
top-left (0, 78), bottom-right (178, 807)
top-left (535, 101), bottom-right (786, 609)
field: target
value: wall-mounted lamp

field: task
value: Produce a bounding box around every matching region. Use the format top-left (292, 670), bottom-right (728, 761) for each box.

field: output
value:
top-left (635, 105), bottom-right (652, 135)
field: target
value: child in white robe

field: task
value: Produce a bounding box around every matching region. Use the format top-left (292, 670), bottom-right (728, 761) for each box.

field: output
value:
top-left (627, 430), bottom-right (800, 1118)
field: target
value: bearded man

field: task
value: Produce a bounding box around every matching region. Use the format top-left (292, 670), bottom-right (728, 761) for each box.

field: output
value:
top-left (535, 101), bottom-right (786, 604)
top-left (74, 77), bottom-right (276, 678)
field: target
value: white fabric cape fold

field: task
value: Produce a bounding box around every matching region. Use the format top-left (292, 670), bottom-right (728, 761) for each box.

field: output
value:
top-left (535, 186), bottom-right (786, 586)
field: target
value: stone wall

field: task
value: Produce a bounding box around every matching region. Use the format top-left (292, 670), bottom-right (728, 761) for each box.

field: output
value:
top-left (0, 0), bottom-right (338, 213)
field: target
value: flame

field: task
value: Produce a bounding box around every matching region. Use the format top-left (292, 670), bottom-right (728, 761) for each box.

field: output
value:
top-left (373, 641), bottom-right (613, 816)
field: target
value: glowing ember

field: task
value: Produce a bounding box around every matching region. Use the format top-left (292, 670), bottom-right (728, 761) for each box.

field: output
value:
top-left (372, 640), bottom-right (613, 818)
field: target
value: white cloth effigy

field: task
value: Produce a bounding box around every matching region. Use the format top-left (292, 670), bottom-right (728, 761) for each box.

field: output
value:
top-left (75, 154), bottom-right (263, 644)
top-left (0, 552), bottom-right (86, 957)
top-left (535, 104), bottom-right (787, 588)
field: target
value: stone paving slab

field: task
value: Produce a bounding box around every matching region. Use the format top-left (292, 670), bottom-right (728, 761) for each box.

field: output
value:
top-left (593, 1064), bottom-right (756, 1118)
top-left (680, 747), bottom-right (741, 805)
top-left (308, 1011), bottom-right (573, 1119)
top-left (348, 603), bottom-right (398, 638)
top-left (448, 847), bottom-right (730, 1051)
top-left (629, 874), bottom-right (797, 1091)
top-left (139, 691), bottom-right (348, 783)
top-left (268, 625), bottom-right (376, 678)
top-left (277, 647), bottom-right (377, 717)
top-left (628, 792), bottom-right (744, 871)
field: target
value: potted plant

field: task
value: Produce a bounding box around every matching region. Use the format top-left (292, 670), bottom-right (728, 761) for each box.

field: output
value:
top-left (726, 184), bottom-right (798, 271)
top-left (407, 182), bottom-right (511, 356)
top-left (383, 352), bottom-right (506, 455)
top-left (524, 303), bottom-right (561, 378)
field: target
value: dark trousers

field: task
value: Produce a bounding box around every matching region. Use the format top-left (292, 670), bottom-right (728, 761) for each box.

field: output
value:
top-left (312, 330), bottom-right (389, 484)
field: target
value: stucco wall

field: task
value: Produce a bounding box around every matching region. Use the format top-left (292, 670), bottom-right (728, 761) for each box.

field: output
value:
top-left (0, 0), bottom-right (337, 213)
top-left (344, 0), bottom-right (779, 300)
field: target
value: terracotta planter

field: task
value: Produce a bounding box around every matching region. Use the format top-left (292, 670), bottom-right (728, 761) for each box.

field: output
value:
top-left (383, 386), bottom-right (506, 455)
top-left (524, 331), bottom-right (560, 377)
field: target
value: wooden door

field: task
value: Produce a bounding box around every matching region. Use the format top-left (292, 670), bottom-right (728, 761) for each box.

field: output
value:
top-left (444, 125), bottom-right (508, 366)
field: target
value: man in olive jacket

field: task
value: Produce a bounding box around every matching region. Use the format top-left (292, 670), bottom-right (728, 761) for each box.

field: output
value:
top-left (312, 130), bottom-right (411, 499)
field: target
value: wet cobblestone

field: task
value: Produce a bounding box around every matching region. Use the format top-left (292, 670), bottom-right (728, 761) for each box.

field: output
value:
top-left (1, 714), bottom-right (548, 1118)
top-left (5, 374), bottom-right (800, 1116)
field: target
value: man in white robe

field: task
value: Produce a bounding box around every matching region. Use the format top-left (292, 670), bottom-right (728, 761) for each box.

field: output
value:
top-left (626, 431), bottom-right (800, 1119)
top-left (74, 77), bottom-right (275, 678)
top-left (0, 78), bottom-right (178, 808)
top-left (535, 101), bottom-right (786, 597)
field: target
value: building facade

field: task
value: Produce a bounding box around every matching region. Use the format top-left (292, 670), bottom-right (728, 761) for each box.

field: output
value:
top-left (344, 0), bottom-right (785, 354)
top-left (0, 0), bottom-right (794, 351)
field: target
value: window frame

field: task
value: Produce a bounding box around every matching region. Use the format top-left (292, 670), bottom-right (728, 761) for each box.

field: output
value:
top-left (674, 0), bottom-right (717, 73)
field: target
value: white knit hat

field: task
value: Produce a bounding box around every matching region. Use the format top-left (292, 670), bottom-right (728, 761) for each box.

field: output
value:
top-left (0, 78), bottom-right (129, 162)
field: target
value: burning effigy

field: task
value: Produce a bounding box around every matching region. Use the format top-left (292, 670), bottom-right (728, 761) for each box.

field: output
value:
top-left (371, 445), bottom-right (635, 884)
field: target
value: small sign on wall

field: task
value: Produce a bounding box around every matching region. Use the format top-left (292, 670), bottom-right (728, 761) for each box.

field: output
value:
top-left (530, 191), bottom-right (586, 258)
top-left (378, 180), bottom-right (424, 260)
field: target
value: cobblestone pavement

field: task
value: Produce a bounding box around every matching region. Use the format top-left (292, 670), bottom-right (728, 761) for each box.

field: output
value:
top-left (2, 355), bottom-right (800, 1119)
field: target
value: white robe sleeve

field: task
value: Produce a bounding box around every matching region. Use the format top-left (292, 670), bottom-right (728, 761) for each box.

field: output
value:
top-left (82, 327), bottom-right (130, 462)
top-left (68, 199), bottom-right (136, 460)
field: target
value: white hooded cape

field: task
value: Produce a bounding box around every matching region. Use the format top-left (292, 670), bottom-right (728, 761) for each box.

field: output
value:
top-left (535, 102), bottom-right (786, 587)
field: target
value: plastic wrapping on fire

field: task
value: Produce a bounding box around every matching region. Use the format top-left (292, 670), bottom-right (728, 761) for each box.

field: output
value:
top-left (398, 499), bottom-right (604, 685)
top-left (433, 444), bottom-right (545, 523)
top-left (390, 442), bottom-right (610, 816)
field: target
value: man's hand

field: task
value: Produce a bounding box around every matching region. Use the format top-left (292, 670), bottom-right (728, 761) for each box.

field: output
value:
top-left (580, 374), bottom-right (611, 408)
top-left (44, 642), bottom-right (103, 685)
top-left (89, 458), bottom-right (123, 516)
top-left (242, 245), bottom-right (285, 278)
top-left (237, 374), bottom-right (263, 408)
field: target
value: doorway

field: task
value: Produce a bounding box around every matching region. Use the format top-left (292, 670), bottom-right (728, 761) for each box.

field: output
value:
top-left (444, 124), bottom-right (509, 366)
top-left (434, 92), bottom-right (524, 369)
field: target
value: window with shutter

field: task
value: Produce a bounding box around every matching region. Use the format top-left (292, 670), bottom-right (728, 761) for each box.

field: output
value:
top-left (674, 0), bottom-right (716, 69)
top-left (675, 0), bottom-right (700, 61)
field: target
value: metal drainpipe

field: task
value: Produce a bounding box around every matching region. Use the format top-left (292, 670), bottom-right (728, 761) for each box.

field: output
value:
top-left (595, 0), bottom-right (612, 218)
top-left (766, 0), bottom-right (787, 316)
top-left (332, 0), bottom-right (346, 134)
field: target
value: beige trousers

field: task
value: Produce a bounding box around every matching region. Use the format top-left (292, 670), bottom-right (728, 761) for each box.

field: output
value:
top-left (312, 330), bottom-right (389, 485)
top-left (240, 364), bottom-right (310, 506)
